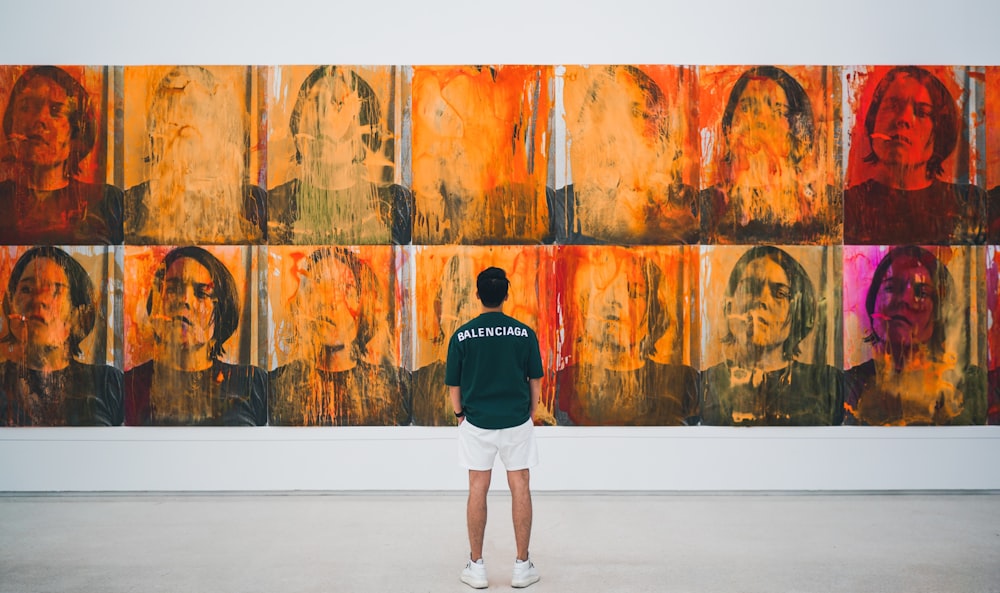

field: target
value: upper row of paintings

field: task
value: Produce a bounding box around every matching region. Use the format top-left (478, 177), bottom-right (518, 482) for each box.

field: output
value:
top-left (2, 65), bottom-right (998, 247)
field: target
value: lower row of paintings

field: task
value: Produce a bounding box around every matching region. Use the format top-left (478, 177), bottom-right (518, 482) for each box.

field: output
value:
top-left (1, 244), bottom-right (998, 426)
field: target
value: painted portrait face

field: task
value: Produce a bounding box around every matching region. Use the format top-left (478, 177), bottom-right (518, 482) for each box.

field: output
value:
top-left (871, 73), bottom-right (935, 169)
top-left (10, 257), bottom-right (73, 350)
top-left (296, 70), bottom-right (366, 171)
top-left (302, 257), bottom-right (361, 350)
top-left (873, 254), bottom-right (936, 348)
top-left (10, 76), bottom-right (73, 170)
top-left (154, 257), bottom-right (216, 351)
top-left (575, 254), bottom-right (649, 357)
top-left (728, 256), bottom-right (793, 351)
top-left (728, 77), bottom-right (792, 161)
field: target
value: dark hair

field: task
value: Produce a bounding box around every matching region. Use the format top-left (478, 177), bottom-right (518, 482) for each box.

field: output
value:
top-left (721, 66), bottom-right (815, 172)
top-left (299, 247), bottom-right (379, 355)
top-left (864, 245), bottom-right (952, 358)
top-left (603, 65), bottom-right (670, 140)
top-left (477, 266), bottom-right (510, 308)
top-left (289, 66), bottom-right (382, 165)
top-left (146, 246), bottom-right (240, 359)
top-left (722, 246), bottom-right (816, 361)
top-left (2, 246), bottom-right (96, 358)
top-left (863, 66), bottom-right (958, 180)
top-left (3, 66), bottom-right (96, 177)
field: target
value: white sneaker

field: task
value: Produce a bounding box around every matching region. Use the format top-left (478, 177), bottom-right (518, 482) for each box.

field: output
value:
top-left (461, 557), bottom-right (488, 589)
top-left (511, 557), bottom-right (540, 588)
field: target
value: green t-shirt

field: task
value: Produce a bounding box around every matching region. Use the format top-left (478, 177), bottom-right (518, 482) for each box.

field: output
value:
top-left (445, 311), bottom-right (544, 429)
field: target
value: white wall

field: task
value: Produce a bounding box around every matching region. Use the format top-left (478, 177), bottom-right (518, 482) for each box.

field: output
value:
top-left (1, 0), bottom-right (999, 492)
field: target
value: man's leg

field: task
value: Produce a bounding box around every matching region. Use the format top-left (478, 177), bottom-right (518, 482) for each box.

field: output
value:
top-left (506, 468), bottom-right (532, 561)
top-left (467, 469), bottom-right (492, 561)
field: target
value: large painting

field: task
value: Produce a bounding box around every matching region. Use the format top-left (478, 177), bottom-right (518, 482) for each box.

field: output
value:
top-left (699, 245), bottom-right (842, 425)
top-left (555, 65), bottom-right (699, 244)
top-left (122, 245), bottom-right (265, 426)
top-left (843, 245), bottom-right (986, 425)
top-left (267, 245), bottom-right (407, 425)
top-left (554, 245), bottom-right (698, 425)
top-left (266, 66), bottom-right (410, 245)
top-left (122, 66), bottom-right (265, 245)
top-left (844, 66), bottom-right (985, 245)
top-left (409, 245), bottom-right (555, 425)
top-left (699, 66), bottom-right (842, 245)
top-left (411, 66), bottom-right (552, 244)
top-left (0, 66), bottom-right (122, 245)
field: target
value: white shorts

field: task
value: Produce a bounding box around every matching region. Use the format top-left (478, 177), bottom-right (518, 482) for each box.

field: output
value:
top-left (458, 418), bottom-right (538, 471)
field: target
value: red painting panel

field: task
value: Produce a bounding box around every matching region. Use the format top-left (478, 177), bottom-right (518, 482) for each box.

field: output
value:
top-left (554, 245), bottom-right (698, 425)
top-left (0, 66), bottom-right (122, 245)
top-left (844, 66), bottom-right (985, 245)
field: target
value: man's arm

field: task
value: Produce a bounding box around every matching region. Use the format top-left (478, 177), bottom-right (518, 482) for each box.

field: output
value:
top-left (528, 378), bottom-right (541, 420)
top-left (449, 385), bottom-right (463, 423)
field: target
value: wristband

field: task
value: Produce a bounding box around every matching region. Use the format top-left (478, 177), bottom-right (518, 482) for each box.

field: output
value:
top-left (454, 410), bottom-right (465, 418)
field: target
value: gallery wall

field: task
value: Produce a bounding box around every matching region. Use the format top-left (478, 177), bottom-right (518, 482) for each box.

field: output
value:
top-left (0, 0), bottom-right (999, 491)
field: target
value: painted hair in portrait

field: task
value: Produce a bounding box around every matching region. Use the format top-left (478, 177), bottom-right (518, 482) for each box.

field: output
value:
top-left (122, 66), bottom-right (266, 245)
top-left (266, 65), bottom-right (411, 245)
top-left (411, 66), bottom-right (552, 245)
top-left (554, 245), bottom-right (698, 425)
top-left (699, 245), bottom-right (843, 425)
top-left (122, 245), bottom-right (266, 426)
top-left (843, 66), bottom-right (985, 245)
top-left (555, 65), bottom-right (699, 245)
top-left (0, 245), bottom-right (121, 426)
top-left (699, 66), bottom-right (842, 245)
top-left (409, 245), bottom-right (555, 425)
top-left (843, 245), bottom-right (987, 425)
top-left (267, 245), bottom-right (408, 426)
top-left (0, 66), bottom-right (123, 245)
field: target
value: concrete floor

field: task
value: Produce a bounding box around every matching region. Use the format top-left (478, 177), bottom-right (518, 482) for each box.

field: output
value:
top-left (1, 492), bottom-right (998, 593)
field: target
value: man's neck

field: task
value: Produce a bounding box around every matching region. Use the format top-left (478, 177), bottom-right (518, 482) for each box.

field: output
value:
top-left (481, 305), bottom-right (503, 314)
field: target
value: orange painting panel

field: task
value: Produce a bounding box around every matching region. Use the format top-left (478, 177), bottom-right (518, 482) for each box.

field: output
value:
top-left (411, 66), bottom-right (552, 244)
top-left (699, 65), bottom-right (841, 244)
top-left (559, 65), bottom-right (699, 244)
top-left (410, 245), bottom-right (555, 425)
top-left (122, 66), bottom-right (263, 245)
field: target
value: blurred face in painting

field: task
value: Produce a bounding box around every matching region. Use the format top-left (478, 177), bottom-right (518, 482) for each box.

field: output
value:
top-left (728, 256), bottom-right (793, 352)
top-left (297, 70), bottom-right (366, 173)
top-left (10, 76), bottom-right (73, 171)
top-left (871, 74), bottom-right (935, 170)
top-left (10, 257), bottom-right (73, 351)
top-left (148, 67), bottom-right (240, 182)
top-left (727, 78), bottom-right (792, 166)
top-left (575, 253), bottom-right (649, 363)
top-left (155, 257), bottom-right (216, 353)
top-left (302, 258), bottom-right (361, 352)
top-left (873, 255), bottom-right (935, 349)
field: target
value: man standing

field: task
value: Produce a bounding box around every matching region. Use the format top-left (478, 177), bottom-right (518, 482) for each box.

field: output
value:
top-left (446, 266), bottom-right (543, 589)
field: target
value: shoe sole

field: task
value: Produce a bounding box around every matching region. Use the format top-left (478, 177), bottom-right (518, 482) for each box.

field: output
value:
top-left (511, 575), bottom-right (540, 588)
top-left (460, 575), bottom-right (488, 589)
